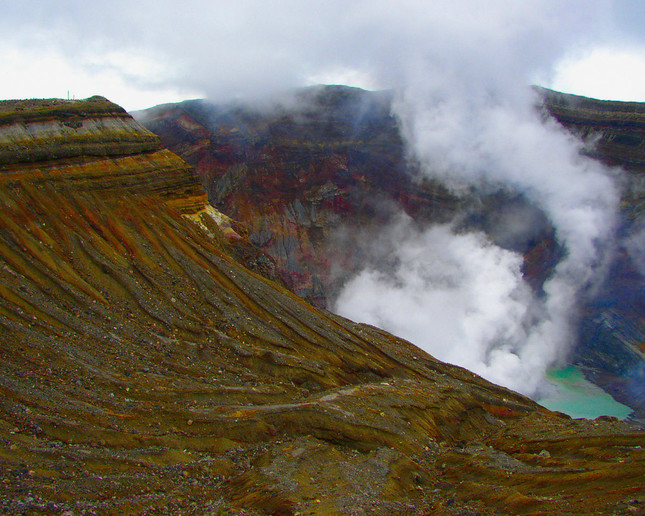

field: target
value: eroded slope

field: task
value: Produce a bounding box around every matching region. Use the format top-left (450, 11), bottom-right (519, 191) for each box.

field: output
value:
top-left (0, 98), bottom-right (643, 515)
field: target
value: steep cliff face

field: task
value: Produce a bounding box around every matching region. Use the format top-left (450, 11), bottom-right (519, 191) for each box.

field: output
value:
top-left (137, 87), bottom-right (459, 306)
top-left (0, 97), bottom-right (281, 283)
top-left (1, 97), bottom-right (643, 514)
top-left (540, 87), bottom-right (645, 172)
top-left (137, 88), bottom-right (582, 308)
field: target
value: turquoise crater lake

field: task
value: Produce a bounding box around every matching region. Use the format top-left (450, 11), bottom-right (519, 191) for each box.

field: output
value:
top-left (538, 366), bottom-right (633, 420)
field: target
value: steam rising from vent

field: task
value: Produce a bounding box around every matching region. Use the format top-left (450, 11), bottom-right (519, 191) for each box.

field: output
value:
top-left (333, 5), bottom-right (621, 397)
top-left (335, 220), bottom-right (544, 392)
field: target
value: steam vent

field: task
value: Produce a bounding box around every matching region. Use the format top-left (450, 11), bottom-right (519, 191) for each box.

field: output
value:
top-left (0, 97), bottom-right (644, 515)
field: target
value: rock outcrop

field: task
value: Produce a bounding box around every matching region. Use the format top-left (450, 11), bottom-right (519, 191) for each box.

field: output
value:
top-left (0, 97), bottom-right (643, 515)
top-left (0, 96), bottom-right (204, 213)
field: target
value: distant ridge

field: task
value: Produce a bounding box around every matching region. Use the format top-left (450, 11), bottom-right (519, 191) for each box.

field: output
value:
top-left (538, 86), bottom-right (645, 172)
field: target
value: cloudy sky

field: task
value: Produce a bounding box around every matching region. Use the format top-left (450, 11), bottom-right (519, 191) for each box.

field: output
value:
top-left (1, 0), bottom-right (644, 111)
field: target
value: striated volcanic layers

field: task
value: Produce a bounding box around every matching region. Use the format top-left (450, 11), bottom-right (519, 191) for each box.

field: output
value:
top-left (0, 97), bottom-right (644, 515)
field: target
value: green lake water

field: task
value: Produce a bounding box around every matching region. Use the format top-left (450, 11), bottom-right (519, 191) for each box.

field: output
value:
top-left (538, 366), bottom-right (633, 420)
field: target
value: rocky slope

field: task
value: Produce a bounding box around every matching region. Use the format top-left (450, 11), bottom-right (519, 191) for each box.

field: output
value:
top-left (137, 86), bottom-right (645, 421)
top-left (0, 97), bottom-right (643, 514)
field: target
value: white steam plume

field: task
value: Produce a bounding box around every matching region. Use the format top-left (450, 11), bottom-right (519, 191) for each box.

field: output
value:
top-left (334, 3), bottom-right (620, 396)
top-left (335, 219), bottom-right (542, 392)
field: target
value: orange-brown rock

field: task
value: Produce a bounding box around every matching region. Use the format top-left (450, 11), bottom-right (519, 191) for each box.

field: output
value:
top-left (0, 96), bottom-right (207, 215)
top-left (0, 97), bottom-right (643, 515)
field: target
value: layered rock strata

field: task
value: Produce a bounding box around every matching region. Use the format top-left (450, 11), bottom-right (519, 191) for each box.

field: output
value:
top-left (0, 98), bottom-right (643, 515)
top-left (0, 96), bottom-right (205, 213)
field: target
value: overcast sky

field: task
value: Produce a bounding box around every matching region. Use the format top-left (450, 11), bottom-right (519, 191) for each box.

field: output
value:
top-left (0, 0), bottom-right (644, 111)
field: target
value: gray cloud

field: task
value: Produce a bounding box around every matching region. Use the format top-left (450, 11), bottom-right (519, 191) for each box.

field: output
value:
top-left (2, 1), bottom-right (640, 105)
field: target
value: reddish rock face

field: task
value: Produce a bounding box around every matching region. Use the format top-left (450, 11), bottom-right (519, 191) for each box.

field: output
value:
top-left (137, 87), bottom-right (463, 306)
